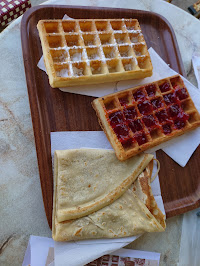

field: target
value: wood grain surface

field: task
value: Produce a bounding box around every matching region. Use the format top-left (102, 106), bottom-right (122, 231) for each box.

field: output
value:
top-left (21, 5), bottom-right (200, 228)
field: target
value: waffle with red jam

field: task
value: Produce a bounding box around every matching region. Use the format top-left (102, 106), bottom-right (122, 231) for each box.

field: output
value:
top-left (92, 75), bottom-right (200, 160)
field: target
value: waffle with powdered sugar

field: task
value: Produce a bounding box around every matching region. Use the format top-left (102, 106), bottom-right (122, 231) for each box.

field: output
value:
top-left (37, 19), bottom-right (153, 88)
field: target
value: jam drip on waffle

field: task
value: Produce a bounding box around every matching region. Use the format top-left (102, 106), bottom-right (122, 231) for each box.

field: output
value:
top-left (105, 76), bottom-right (191, 148)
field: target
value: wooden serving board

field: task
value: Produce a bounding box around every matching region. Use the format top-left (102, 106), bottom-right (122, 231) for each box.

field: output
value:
top-left (21, 5), bottom-right (200, 228)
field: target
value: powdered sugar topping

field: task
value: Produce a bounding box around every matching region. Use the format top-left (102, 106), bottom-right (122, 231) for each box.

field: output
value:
top-left (57, 68), bottom-right (69, 77)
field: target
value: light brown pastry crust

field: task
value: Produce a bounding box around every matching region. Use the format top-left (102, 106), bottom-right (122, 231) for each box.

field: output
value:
top-left (52, 153), bottom-right (166, 241)
top-left (53, 149), bottom-right (153, 222)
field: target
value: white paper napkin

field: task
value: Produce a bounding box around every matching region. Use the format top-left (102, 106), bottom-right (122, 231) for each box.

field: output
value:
top-left (22, 236), bottom-right (160, 266)
top-left (38, 48), bottom-right (200, 167)
top-left (50, 131), bottom-right (164, 266)
top-left (22, 235), bottom-right (54, 266)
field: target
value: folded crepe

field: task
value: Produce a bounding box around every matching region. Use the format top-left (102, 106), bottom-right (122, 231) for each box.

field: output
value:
top-left (52, 149), bottom-right (165, 241)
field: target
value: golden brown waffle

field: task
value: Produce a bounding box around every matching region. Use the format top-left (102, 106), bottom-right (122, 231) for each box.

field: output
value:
top-left (92, 75), bottom-right (200, 161)
top-left (37, 19), bottom-right (153, 88)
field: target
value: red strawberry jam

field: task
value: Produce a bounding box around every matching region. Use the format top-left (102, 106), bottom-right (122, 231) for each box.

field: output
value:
top-left (159, 82), bottom-right (171, 92)
top-left (162, 123), bottom-right (172, 134)
top-left (121, 138), bottom-right (133, 149)
top-left (129, 119), bottom-right (143, 132)
top-left (119, 96), bottom-right (129, 106)
top-left (151, 97), bottom-right (164, 110)
top-left (145, 84), bottom-right (156, 97)
top-left (174, 111), bottom-right (189, 129)
top-left (113, 124), bottom-right (129, 139)
top-left (142, 115), bottom-right (157, 128)
top-left (174, 119), bottom-right (186, 129)
top-left (123, 107), bottom-right (137, 121)
top-left (163, 93), bottom-right (179, 105)
top-left (138, 100), bottom-right (153, 114)
top-left (156, 110), bottom-right (169, 123)
top-left (133, 89), bottom-right (146, 101)
top-left (167, 104), bottom-right (181, 118)
top-left (134, 131), bottom-right (148, 145)
top-left (177, 111), bottom-right (189, 121)
top-left (175, 88), bottom-right (188, 100)
top-left (109, 111), bottom-right (124, 127)
top-left (172, 84), bottom-right (181, 90)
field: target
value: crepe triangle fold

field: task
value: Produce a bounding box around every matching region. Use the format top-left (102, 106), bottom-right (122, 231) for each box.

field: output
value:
top-left (52, 149), bottom-right (165, 241)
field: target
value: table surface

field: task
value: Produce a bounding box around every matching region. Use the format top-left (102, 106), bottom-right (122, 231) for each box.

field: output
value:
top-left (0, 0), bottom-right (200, 266)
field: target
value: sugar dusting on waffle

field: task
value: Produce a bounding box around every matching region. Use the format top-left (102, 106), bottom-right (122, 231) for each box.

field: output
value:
top-left (37, 19), bottom-right (153, 87)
